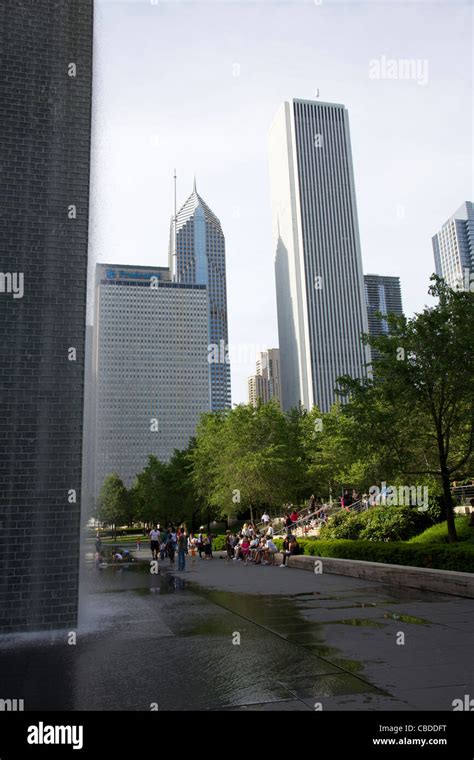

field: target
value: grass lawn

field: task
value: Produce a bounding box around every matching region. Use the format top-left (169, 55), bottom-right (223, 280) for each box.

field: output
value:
top-left (407, 516), bottom-right (473, 545)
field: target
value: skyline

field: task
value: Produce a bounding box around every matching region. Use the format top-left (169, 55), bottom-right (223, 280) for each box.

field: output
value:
top-left (89, 0), bottom-right (473, 404)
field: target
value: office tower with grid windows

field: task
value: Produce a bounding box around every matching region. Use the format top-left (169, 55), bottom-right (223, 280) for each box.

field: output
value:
top-left (0, 0), bottom-right (93, 632)
top-left (269, 99), bottom-right (369, 413)
top-left (364, 275), bottom-right (404, 361)
top-left (170, 179), bottom-right (231, 410)
top-left (432, 201), bottom-right (474, 290)
top-left (93, 264), bottom-right (209, 497)
top-left (248, 349), bottom-right (282, 407)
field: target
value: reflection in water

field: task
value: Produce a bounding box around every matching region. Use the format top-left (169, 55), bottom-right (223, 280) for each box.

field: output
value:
top-left (0, 562), bottom-right (397, 710)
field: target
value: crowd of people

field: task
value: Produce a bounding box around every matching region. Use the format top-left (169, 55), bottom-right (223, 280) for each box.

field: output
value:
top-left (223, 521), bottom-right (300, 567)
top-left (94, 502), bottom-right (317, 572)
top-left (148, 525), bottom-right (215, 570)
top-left (145, 520), bottom-right (302, 569)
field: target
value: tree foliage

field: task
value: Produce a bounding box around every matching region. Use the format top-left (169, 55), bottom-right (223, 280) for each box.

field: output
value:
top-left (337, 277), bottom-right (474, 541)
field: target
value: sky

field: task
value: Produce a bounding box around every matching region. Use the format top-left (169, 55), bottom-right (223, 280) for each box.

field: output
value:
top-left (88, 0), bottom-right (473, 404)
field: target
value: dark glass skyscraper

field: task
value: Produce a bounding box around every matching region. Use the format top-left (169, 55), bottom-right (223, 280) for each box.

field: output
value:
top-left (170, 179), bottom-right (231, 410)
top-left (0, 0), bottom-right (93, 632)
top-left (364, 274), bottom-right (404, 361)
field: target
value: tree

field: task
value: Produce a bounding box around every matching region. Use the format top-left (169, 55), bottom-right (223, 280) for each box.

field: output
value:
top-left (191, 401), bottom-right (312, 520)
top-left (97, 473), bottom-right (129, 540)
top-left (337, 277), bottom-right (474, 542)
top-left (133, 455), bottom-right (169, 526)
top-left (165, 444), bottom-right (206, 531)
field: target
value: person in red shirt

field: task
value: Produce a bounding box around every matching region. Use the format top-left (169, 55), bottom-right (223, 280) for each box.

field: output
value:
top-left (240, 538), bottom-right (251, 564)
top-left (290, 509), bottom-right (299, 523)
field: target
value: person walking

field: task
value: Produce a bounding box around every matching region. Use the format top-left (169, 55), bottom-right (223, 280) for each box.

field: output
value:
top-left (160, 530), bottom-right (168, 561)
top-left (178, 529), bottom-right (187, 571)
top-left (225, 530), bottom-right (234, 562)
top-left (188, 532), bottom-right (197, 563)
top-left (149, 525), bottom-right (160, 561)
top-left (167, 530), bottom-right (176, 564)
top-left (204, 533), bottom-right (213, 560)
top-left (197, 529), bottom-right (204, 559)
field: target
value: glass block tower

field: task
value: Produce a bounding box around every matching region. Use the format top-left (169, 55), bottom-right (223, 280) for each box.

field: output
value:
top-left (0, 0), bottom-right (93, 632)
top-left (169, 178), bottom-right (231, 411)
top-left (269, 99), bottom-right (369, 413)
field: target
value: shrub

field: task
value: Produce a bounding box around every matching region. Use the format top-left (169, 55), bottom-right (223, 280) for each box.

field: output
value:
top-left (320, 505), bottom-right (431, 542)
top-left (275, 538), bottom-right (474, 573)
top-left (211, 534), bottom-right (226, 551)
top-left (319, 510), bottom-right (365, 539)
top-left (358, 506), bottom-right (430, 542)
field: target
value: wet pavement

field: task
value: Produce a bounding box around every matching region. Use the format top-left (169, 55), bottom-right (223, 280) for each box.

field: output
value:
top-left (0, 555), bottom-right (473, 711)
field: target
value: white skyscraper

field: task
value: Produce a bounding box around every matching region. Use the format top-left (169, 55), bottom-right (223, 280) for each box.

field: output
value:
top-left (248, 348), bottom-right (282, 408)
top-left (269, 99), bottom-right (369, 413)
top-left (432, 201), bottom-right (474, 290)
top-left (92, 264), bottom-right (209, 496)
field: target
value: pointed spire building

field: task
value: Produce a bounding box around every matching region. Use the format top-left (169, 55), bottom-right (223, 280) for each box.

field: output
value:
top-left (169, 179), bottom-right (231, 410)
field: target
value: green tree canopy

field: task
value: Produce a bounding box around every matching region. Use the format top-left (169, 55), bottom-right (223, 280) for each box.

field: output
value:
top-left (337, 276), bottom-right (474, 542)
top-left (97, 473), bottom-right (129, 539)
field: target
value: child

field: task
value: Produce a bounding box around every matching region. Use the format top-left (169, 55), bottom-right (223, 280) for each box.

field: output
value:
top-left (188, 532), bottom-right (197, 563)
top-left (240, 537), bottom-right (250, 564)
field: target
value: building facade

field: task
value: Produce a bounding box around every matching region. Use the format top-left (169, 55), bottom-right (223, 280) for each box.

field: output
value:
top-left (170, 179), bottom-right (231, 411)
top-left (93, 265), bottom-right (209, 497)
top-left (0, 0), bottom-right (93, 632)
top-left (269, 99), bottom-right (369, 413)
top-left (248, 374), bottom-right (269, 407)
top-left (432, 201), bottom-right (474, 290)
top-left (364, 275), bottom-right (404, 361)
top-left (248, 349), bottom-right (282, 407)
top-left (364, 274), bottom-right (403, 337)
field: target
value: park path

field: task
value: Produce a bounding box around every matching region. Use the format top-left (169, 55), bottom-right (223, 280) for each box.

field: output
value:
top-left (0, 554), bottom-right (471, 711)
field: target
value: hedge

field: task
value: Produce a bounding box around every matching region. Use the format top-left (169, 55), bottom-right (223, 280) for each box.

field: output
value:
top-left (274, 538), bottom-right (474, 573)
top-left (211, 535), bottom-right (226, 551)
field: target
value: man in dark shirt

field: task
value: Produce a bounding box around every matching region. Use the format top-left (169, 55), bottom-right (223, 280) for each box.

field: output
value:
top-left (280, 534), bottom-right (299, 566)
top-left (177, 530), bottom-right (187, 571)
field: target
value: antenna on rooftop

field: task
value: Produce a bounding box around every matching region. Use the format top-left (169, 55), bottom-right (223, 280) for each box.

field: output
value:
top-left (173, 168), bottom-right (177, 281)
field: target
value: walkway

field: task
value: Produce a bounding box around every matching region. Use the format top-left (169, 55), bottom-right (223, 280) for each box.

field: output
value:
top-left (0, 555), bottom-right (471, 711)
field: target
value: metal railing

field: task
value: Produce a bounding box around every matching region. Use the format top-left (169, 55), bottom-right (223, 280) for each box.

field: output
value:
top-left (273, 507), bottom-right (328, 538)
top-left (452, 485), bottom-right (474, 506)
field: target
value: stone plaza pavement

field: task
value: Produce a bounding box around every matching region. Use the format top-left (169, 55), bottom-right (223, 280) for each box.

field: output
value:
top-left (0, 554), bottom-right (472, 711)
top-left (178, 557), bottom-right (474, 710)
